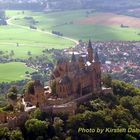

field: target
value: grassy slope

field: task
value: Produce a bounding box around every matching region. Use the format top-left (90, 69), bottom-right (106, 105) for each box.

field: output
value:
top-left (0, 62), bottom-right (35, 82)
top-left (9, 10), bottom-right (140, 41)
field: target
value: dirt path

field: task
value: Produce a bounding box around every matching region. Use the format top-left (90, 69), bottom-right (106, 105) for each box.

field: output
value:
top-left (7, 16), bottom-right (79, 45)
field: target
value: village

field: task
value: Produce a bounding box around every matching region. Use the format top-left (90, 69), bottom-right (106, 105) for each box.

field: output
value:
top-left (23, 40), bottom-right (140, 89)
top-left (63, 41), bottom-right (140, 87)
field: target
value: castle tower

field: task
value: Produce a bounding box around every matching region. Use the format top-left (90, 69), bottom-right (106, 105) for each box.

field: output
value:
top-left (69, 53), bottom-right (78, 72)
top-left (57, 74), bottom-right (71, 98)
top-left (34, 80), bottom-right (45, 106)
top-left (78, 56), bottom-right (85, 69)
top-left (93, 49), bottom-right (102, 92)
top-left (87, 40), bottom-right (93, 63)
top-left (56, 58), bottom-right (67, 77)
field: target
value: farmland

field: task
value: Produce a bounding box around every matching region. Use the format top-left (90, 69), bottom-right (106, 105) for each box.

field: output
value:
top-left (7, 10), bottom-right (140, 41)
top-left (0, 25), bottom-right (75, 59)
top-left (0, 10), bottom-right (76, 82)
top-left (0, 62), bottom-right (35, 82)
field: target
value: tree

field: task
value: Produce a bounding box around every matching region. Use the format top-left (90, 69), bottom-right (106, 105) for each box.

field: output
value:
top-left (25, 81), bottom-right (35, 94)
top-left (120, 96), bottom-right (133, 109)
top-left (10, 130), bottom-right (24, 140)
top-left (7, 92), bottom-right (17, 100)
top-left (27, 51), bottom-right (32, 56)
top-left (8, 86), bottom-right (18, 94)
top-left (25, 119), bottom-right (48, 139)
top-left (111, 105), bottom-right (132, 127)
top-left (0, 127), bottom-right (10, 140)
top-left (0, 11), bottom-right (6, 19)
top-left (68, 113), bottom-right (84, 129)
top-left (2, 104), bottom-right (13, 111)
top-left (51, 81), bottom-right (57, 96)
top-left (102, 73), bottom-right (112, 88)
top-left (10, 50), bottom-right (15, 57)
top-left (29, 108), bottom-right (43, 120)
top-left (0, 10), bottom-right (7, 25)
top-left (53, 117), bottom-right (63, 136)
top-left (52, 136), bottom-right (60, 140)
top-left (125, 134), bottom-right (137, 140)
top-left (112, 80), bottom-right (140, 96)
top-left (36, 136), bottom-right (44, 140)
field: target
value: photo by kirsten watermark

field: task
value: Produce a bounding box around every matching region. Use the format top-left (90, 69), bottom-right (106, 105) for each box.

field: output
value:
top-left (78, 127), bottom-right (140, 134)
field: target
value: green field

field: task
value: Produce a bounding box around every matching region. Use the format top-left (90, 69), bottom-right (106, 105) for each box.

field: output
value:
top-left (0, 25), bottom-right (74, 59)
top-left (0, 62), bottom-right (35, 82)
top-left (7, 10), bottom-right (140, 41)
top-left (0, 10), bottom-right (76, 82)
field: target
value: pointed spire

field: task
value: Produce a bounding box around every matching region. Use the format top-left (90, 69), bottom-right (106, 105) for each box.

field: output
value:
top-left (88, 40), bottom-right (92, 49)
top-left (71, 53), bottom-right (76, 62)
top-left (87, 40), bottom-right (93, 63)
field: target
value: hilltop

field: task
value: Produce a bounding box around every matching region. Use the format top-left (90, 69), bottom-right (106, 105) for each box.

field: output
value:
top-left (0, 80), bottom-right (140, 140)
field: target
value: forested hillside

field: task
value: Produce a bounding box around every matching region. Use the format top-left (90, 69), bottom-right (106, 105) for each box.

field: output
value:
top-left (1, 0), bottom-right (140, 11)
top-left (1, 80), bottom-right (140, 140)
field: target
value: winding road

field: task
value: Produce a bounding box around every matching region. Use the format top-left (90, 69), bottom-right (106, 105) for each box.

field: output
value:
top-left (7, 16), bottom-right (79, 45)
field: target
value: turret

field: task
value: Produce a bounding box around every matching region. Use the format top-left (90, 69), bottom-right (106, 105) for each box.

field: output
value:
top-left (56, 58), bottom-right (67, 77)
top-left (71, 53), bottom-right (76, 62)
top-left (93, 49), bottom-right (102, 91)
top-left (87, 40), bottom-right (93, 63)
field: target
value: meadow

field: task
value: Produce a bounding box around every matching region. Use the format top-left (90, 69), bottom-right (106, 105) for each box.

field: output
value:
top-left (0, 10), bottom-right (75, 82)
top-left (0, 62), bottom-right (35, 82)
top-left (7, 10), bottom-right (140, 41)
top-left (0, 25), bottom-right (74, 59)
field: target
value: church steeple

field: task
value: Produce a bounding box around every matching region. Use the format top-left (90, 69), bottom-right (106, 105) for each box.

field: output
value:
top-left (87, 40), bottom-right (93, 63)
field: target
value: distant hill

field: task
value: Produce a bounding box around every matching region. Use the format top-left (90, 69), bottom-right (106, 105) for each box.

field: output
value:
top-left (46, 0), bottom-right (140, 12)
top-left (1, 0), bottom-right (140, 11)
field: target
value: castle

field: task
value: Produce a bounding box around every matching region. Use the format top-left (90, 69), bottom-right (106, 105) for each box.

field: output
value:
top-left (50, 40), bottom-right (102, 98)
top-left (24, 40), bottom-right (102, 107)
top-left (0, 41), bottom-right (105, 128)
top-left (22, 40), bottom-right (103, 116)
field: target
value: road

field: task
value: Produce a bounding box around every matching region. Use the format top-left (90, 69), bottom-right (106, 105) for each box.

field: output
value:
top-left (7, 16), bottom-right (79, 45)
